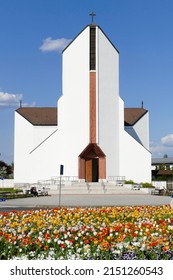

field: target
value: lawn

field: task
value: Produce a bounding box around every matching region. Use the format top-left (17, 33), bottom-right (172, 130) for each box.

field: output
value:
top-left (0, 205), bottom-right (172, 260)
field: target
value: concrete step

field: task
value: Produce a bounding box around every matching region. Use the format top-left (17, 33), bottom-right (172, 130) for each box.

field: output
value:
top-left (61, 185), bottom-right (88, 194)
top-left (48, 182), bottom-right (145, 195)
top-left (87, 182), bottom-right (104, 194)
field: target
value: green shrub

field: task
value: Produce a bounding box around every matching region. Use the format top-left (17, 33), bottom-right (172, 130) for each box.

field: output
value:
top-left (125, 180), bottom-right (134, 184)
top-left (141, 182), bottom-right (153, 188)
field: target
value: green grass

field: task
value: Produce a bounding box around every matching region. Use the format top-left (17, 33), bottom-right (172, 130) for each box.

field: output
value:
top-left (0, 188), bottom-right (32, 199)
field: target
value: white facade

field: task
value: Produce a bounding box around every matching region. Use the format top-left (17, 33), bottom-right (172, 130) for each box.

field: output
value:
top-left (14, 24), bottom-right (151, 184)
top-left (97, 28), bottom-right (120, 177)
top-left (57, 26), bottom-right (90, 176)
top-left (133, 113), bottom-right (149, 150)
top-left (14, 112), bottom-right (59, 183)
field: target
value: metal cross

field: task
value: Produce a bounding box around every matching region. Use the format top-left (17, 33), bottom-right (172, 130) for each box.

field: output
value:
top-left (89, 12), bottom-right (96, 23)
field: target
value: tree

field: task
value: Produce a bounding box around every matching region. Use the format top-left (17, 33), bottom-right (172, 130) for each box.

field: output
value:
top-left (0, 166), bottom-right (7, 178)
top-left (0, 161), bottom-right (13, 179)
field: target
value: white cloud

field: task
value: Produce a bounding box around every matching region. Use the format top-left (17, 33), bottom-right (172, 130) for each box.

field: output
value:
top-left (0, 92), bottom-right (22, 108)
top-left (39, 37), bottom-right (71, 53)
top-left (161, 134), bottom-right (173, 147)
top-left (0, 92), bottom-right (36, 108)
top-left (150, 136), bottom-right (173, 158)
top-left (150, 144), bottom-right (166, 155)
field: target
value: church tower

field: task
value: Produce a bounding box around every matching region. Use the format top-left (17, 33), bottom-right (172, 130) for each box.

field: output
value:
top-left (58, 21), bottom-right (120, 182)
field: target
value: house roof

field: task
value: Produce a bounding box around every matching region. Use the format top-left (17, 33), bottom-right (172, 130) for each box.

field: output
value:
top-left (157, 170), bottom-right (173, 175)
top-left (124, 108), bottom-right (148, 126)
top-left (152, 157), bottom-right (173, 165)
top-left (16, 107), bottom-right (57, 126)
top-left (16, 107), bottom-right (147, 127)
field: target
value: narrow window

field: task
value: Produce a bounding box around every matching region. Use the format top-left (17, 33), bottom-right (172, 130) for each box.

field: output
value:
top-left (90, 27), bottom-right (96, 70)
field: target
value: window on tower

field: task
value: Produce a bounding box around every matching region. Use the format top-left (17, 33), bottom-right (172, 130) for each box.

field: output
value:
top-left (90, 27), bottom-right (96, 70)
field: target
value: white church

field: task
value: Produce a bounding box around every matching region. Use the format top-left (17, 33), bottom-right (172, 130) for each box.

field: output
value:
top-left (14, 22), bottom-right (151, 184)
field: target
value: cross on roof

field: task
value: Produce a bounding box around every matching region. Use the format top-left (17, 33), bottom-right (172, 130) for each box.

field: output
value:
top-left (89, 12), bottom-right (96, 24)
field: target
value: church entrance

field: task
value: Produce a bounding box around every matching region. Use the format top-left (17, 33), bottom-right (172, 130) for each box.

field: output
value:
top-left (78, 143), bottom-right (106, 182)
top-left (85, 158), bottom-right (98, 182)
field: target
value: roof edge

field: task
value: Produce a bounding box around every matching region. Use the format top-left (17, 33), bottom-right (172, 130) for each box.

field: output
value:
top-left (124, 108), bottom-right (148, 126)
top-left (62, 24), bottom-right (119, 54)
top-left (16, 107), bottom-right (57, 126)
top-left (132, 109), bottom-right (148, 126)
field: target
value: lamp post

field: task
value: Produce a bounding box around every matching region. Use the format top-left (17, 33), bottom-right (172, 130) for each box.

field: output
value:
top-left (59, 165), bottom-right (64, 206)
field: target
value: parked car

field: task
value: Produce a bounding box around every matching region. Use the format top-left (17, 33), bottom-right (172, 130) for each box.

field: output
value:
top-left (131, 184), bottom-right (141, 190)
top-left (37, 187), bottom-right (48, 196)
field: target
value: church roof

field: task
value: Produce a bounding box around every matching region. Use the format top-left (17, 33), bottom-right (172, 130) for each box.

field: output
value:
top-left (16, 107), bottom-right (57, 126)
top-left (16, 107), bottom-right (147, 127)
top-left (124, 108), bottom-right (148, 126)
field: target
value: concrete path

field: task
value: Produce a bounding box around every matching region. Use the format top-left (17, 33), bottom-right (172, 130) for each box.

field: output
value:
top-left (0, 193), bottom-right (172, 209)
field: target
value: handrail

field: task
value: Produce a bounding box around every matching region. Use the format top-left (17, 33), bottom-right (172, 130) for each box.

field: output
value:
top-left (101, 180), bottom-right (106, 193)
top-left (108, 176), bottom-right (125, 181)
top-left (86, 181), bottom-right (90, 192)
top-left (51, 176), bottom-right (78, 182)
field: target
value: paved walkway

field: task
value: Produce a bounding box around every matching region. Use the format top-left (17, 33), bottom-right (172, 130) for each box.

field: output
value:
top-left (0, 193), bottom-right (172, 209)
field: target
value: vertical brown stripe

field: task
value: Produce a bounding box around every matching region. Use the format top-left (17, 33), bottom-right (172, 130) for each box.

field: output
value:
top-left (90, 72), bottom-right (96, 143)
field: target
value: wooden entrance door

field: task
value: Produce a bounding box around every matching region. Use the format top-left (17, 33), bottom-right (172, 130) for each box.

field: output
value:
top-left (79, 143), bottom-right (106, 181)
top-left (85, 158), bottom-right (98, 182)
top-left (86, 159), bottom-right (92, 182)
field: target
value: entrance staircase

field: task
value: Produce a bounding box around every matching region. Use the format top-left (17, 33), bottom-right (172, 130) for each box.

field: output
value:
top-left (48, 182), bottom-right (144, 195)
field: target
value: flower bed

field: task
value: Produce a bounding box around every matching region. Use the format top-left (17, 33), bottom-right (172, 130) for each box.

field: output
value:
top-left (0, 205), bottom-right (173, 260)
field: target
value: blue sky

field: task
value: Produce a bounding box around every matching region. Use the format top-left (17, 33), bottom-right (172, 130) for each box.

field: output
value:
top-left (0, 0), bottom-right (173, 163)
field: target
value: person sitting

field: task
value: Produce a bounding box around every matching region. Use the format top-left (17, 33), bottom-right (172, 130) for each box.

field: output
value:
top-left (30, 187), bottom-right (38, 197)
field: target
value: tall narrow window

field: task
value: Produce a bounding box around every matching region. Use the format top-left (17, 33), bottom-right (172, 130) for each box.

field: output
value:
top-left (90, 27), bottom-right (96, 70)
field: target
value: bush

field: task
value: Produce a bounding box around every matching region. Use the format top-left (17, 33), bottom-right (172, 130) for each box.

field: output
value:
top-left (125, 181), bottom-right (154, 188)
top-left (125, 180), bottom-right (134, 184)
top-left (141, 182), bottom-right (153, 188)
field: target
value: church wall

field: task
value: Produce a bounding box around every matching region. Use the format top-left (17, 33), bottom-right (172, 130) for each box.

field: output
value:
top-left (14, 113), bottom-right (33, 183)
top-left (32, 126), bottom-right (57, 151)
top-left (120, 129), bottom-right (151, 183)
top-left (57, 26), bottom-right (90, 176)
top-left (28, 128), bottom-right (60, 182)
top-left (97, 28), bottom-right (120, 178)
top-left (133, 112), bottom-right (149, 150)
top-left (118, 96), bottom-right (151, 183)
top-left (14, 111), bottom-right (59, 183)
